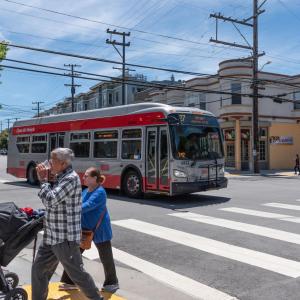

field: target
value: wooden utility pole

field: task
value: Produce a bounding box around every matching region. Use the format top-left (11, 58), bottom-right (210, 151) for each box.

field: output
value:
top-left (106, 29), bottom-right (130, 105)
top-left (210, 0), bottom-right (266, 173)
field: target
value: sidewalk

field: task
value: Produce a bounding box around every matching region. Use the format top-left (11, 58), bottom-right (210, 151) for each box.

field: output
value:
top-left (225, 169), bottom-right (298, 178)
top-left (4, 246), bottom-right (192, 300)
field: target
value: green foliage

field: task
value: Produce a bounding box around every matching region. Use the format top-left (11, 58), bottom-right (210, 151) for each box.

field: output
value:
top-left (0, 42), bottom-right (8, 61)
top-left (0, 129), bottom-right (8, 149)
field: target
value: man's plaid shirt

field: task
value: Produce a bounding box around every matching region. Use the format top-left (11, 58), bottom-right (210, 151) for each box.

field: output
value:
top-left (38, 166), bottom-right (82, 245)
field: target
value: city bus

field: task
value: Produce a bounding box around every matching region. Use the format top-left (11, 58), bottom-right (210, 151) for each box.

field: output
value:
top-left (7, 103), bottom-right (227, 198)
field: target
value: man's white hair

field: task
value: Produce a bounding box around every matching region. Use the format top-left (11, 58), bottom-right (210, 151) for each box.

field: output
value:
top-left (51, 148), bottom-right (74, 165)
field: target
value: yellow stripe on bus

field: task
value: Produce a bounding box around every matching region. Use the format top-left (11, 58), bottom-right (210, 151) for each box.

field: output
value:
top-left (23, 282), bottom-right (126, 300)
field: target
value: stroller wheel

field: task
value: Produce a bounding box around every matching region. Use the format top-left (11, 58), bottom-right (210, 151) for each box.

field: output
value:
top-left (4, 272), bottom-right (19, 289)
top-left (4, 287), bottom-right (28, 300)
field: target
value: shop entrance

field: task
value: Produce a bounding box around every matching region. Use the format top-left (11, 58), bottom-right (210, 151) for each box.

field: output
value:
top-left (241, 139), bottom-right (250, 170)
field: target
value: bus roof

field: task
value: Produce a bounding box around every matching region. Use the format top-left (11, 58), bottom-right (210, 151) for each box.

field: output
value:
top-left (13, 103), bottom-right (214, 127)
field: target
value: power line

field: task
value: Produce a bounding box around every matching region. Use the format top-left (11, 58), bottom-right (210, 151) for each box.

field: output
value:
top-left (2, 0), bottom-right (215, 46)
top-left (0, 63), bottom-right (292, 104)
top-left (2, 42), bottom-right (209, 77)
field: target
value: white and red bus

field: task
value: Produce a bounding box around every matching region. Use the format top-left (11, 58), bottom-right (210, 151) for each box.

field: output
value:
top-left (7, 103), bottom-right (227, 197)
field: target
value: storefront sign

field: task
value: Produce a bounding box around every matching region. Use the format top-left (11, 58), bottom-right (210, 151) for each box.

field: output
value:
top-left (269, 136), bottom-right (293, 145)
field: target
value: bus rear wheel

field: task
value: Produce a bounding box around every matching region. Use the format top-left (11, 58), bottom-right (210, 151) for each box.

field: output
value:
top-left (27, 164), bottom-right (38, 185)
top-left (123, 170), bottom-right (142, 198)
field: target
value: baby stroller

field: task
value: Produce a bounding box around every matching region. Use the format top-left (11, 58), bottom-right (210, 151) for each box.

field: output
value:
top-left (0, 202), bottom-right (44, 300)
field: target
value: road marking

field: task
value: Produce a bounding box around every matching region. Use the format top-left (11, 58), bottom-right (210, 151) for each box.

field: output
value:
top-left (112, 219), bottom-right (300, 278)
top-left (263, 203), bottom-right (300, 211)
top-left (170, 212), bottom-right (300, 245)
top-left (0, 179), bottom-right (8, 183)
top-left (220, 207), bottom-right (300, 223)
top-left (112, 247), bottom-right (238, 300)
top-left (82, 243), bottom-right (238, 299)
top-left (23, 282), bottom-right (125, 300)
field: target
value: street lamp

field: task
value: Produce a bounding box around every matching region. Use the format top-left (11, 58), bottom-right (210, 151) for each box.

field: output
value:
top-left (259, 60), bottom-right (271, 71)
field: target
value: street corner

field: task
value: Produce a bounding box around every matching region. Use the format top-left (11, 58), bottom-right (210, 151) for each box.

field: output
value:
top-left (23, 282), bottom-right (126, 300)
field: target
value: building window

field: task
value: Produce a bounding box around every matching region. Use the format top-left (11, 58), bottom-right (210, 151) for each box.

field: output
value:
top-left (226, 144), bottom-right (235, 160)
top-left (93, 130), bottom-right (118, 158)
top-left (115, 92), bottom-right (119, 103)
top-left (199, 102), bottom-right (206, 110)
top-left (84, 102), bottom-right (88, 111)
top-left (259, 140), bottom-right (266, 161)
top-left (121, 129), bottom-right (142, 160)
top-left (294, 91), bottom-right (300, 110)
top-left (108, 93), bottom-right (113, 105)
top-left (231, 82), bottom-right (241, 104)
top-left (70, 132), bottom-right (90, 158)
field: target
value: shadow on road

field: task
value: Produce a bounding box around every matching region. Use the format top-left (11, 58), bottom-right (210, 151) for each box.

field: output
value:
top-left (3, 181), bottom-right (39, 189)
top-left (106, 189), bottom-right (231, 210)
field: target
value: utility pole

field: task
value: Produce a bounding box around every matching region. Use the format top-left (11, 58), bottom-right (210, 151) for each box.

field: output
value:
top-left (32, 101), bottom-right (44, 117)
top-left (64, 64), bottom-right (81, 112)
top-left (106, 29), bottom-right (130, 105)
top-left (210, 0), bottom-right (266, 173)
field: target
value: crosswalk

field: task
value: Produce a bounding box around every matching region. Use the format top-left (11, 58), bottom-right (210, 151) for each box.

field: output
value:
top-left (78, 199), bottom-right (300, 299)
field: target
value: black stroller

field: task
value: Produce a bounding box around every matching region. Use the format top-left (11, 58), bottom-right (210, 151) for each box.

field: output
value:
top-left (0, 202), bottom-right (44, 300)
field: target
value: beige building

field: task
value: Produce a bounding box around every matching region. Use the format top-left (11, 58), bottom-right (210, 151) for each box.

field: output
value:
top-left (139, 59), bottom-right (300, 171)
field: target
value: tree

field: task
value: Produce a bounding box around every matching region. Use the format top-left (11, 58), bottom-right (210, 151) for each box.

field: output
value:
top-left (0, 129), bottom-right (8, 149)
top-left (0, 42), bottom-right (8, 60)
top-left (0, 42), bottom-right (8, 84)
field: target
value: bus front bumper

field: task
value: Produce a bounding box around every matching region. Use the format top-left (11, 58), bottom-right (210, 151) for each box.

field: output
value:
top-left (172, 177), bottom-right (228, 195)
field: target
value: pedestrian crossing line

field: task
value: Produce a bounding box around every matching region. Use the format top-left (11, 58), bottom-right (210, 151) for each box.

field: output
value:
top-left (112, 219), bottom-right (300, 278)
top-left (263, 203), bottom-right (300, 211)
top-left (113, 247), bottom-right (238, 300)
top-left (82, 244), bottom-right (238, 300)
top-left (220, 207), bottom-right (300, 223)
top-left (169, 212), bottom-right (300, 245)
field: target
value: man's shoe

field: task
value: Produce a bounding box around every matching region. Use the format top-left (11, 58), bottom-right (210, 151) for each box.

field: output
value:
top-left (58, 283), bottom-right (78, 291)
top-left (101, 283), bottom-right (119, 293)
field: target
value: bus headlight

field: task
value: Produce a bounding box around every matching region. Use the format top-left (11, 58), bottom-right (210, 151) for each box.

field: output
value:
top-left (174, 170), bottom-right (187, 178)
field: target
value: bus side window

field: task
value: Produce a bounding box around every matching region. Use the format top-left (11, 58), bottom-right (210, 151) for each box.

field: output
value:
top-left (121, 129), bottom-right (142, 160)
top-left (70, 132), bottom-right (90, 158)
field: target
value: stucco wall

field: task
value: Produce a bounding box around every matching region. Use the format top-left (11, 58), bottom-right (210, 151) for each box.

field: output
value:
top-left (269, 123), bottom-right (300, 169)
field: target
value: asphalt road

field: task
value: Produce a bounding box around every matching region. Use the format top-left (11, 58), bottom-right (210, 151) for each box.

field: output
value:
top-left (1, 155), bottom-right (300, 300)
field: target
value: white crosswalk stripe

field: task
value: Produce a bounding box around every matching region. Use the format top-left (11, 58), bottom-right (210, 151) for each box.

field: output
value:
top-left (169, 212), bottom-right (300, 245)
top-left (263, 203), bottom-right (300, 211)
top-left (112, 219), bottom-right (300, 278)
top-left (82, 242), bottom-right (238, 300)
top-left (219, 207), bottom-right (300, 223)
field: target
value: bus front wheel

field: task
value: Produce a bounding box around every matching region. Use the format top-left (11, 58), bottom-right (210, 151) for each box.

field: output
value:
top-left (27, 164), bottom-right (38, 185)
top-left (123, 170), bottom-right (142, 198)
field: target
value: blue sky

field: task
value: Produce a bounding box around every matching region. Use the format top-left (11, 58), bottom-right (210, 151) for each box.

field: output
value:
top-left (0, 0), bottom-right (299, 125)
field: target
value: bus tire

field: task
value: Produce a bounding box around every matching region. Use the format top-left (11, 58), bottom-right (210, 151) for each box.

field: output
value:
top-left (123, 170), bottom-right (142, 198)
top-left (27, 164), bottom-right (38, 185)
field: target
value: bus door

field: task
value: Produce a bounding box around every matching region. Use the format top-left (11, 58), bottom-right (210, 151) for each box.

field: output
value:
top-left (145, 126), bottom-right (169, 192)
top-left (49, 133), bottom-right (65, 153)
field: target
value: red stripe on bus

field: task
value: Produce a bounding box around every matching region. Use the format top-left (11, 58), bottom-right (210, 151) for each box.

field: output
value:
top-left (7, 167), bottom-right (26, 178)
top-left (12, 112), bottom-right (166, 135)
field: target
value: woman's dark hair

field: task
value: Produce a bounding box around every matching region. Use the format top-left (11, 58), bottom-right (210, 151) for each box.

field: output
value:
top-left (87, 167), bottom-right (105, 184)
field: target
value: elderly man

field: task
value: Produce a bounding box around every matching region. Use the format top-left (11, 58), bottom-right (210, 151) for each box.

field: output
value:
top-left (32, 148), bottom-right (103, 300)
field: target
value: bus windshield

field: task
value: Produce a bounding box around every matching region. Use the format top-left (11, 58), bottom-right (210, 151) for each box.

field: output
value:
top-left (170, 125), bottom-right (224, 160)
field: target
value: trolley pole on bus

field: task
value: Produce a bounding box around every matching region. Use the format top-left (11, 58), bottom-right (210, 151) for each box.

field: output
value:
top-left (106, 29), bottom-right (130, 105)
top-left (64, 64), bottom-right (81, 112)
